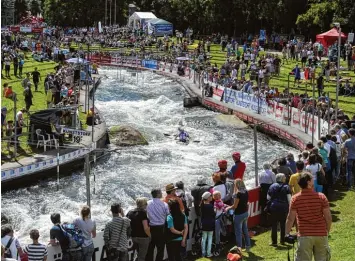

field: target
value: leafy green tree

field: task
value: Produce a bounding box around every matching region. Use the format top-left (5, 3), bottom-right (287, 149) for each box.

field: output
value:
top-left (15, 0), bottom-right (29, 23)
top-left (30, 0), bottom-right (41, 16)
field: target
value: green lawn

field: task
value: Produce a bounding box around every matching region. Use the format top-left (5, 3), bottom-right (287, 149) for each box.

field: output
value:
top-left (193, 188), bottom-right (355, 261)
top-left (1, 57), bottom-right (58, 162)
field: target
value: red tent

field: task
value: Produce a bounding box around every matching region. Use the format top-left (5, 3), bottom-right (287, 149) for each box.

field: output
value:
top-left (316, 28), bottom-right (347, 49)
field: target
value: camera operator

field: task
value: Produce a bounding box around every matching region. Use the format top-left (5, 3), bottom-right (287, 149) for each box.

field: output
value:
top-left (285, 172), bottom-right (332, 261)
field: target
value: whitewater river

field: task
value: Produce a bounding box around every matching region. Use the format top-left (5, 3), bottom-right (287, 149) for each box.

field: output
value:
top-left (1, 68), bottom-right (297, 243)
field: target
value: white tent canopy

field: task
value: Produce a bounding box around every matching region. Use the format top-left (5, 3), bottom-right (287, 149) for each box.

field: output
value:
top-left (128, 12), bottom-right (157, 29)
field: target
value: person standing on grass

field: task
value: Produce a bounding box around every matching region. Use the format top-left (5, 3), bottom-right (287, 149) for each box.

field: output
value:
top-left (267, 173), bottom-right (291, 246)
top-left (4, 55), bottom-right (11, 78)
top-left (292, 64), bottom-right (301, 87)
top-left (32, 67), bottom-right (41, 92)
top-left (200, 192), bottom-right (215, 258)
top-left (146, 189), bottom-right (169, 261)
top-left (226, 179), bottom-right (251, 251)
top-left (13, 55), bottom-right (18, 77)
top-left (316, 73), bottom-right (324, 97)
top-left (289, 161), bottom-right (304, 195)
top-left (286, 172), bottom-right (331, 261)
top-left (343, 128), bottom-right (355, 190)
top-left (165, 199), bottom-right (188, 261)
top-left (23, 82), bottom-right (33, 112)
top-left (18, 57), bottom-right (24, 78)
top-left (24, 229), bottom-right (48, 261)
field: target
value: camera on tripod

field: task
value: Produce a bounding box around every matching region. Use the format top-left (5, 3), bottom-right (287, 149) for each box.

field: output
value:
top-left (284, 234), bottom-right (297, 244)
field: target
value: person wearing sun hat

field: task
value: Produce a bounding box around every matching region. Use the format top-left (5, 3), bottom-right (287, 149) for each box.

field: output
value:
top-left (229, 152), bottom-right (246, 180)
top-left (164, 183), bottom-right (185, 212)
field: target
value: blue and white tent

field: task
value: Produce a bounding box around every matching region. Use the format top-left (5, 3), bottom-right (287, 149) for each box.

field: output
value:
top-left (145, 18), bottom-right (173, 36)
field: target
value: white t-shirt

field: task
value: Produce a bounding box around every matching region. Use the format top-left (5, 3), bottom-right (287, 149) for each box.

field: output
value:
top-left (306, 163), bottom-right (322, 180)
top-left (213, 184), bottom-right (227, 200)
top-left (16, 111), bottom-right (23, 122)
top-left (73, 217), bottom-right (96, 247)
top-left (1, 235), bottom-right (21, 261)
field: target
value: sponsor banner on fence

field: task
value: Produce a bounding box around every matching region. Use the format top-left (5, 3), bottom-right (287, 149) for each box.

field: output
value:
top-left (1, 147), bottom-right (93, 182)
top-left (62, 128), bottom-right (91, 136)
top-left (46, 187), bottom-right (261, 261)
top-left (142, 59), bottom-right (158, 69)
top-left (20, 27), bottom-right (32, 33)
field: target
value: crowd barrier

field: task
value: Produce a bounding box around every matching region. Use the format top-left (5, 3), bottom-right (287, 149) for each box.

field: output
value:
top-left (45, 188), bottom-right (260, 261)
top-left (207, 81), bottom-right (330, 141)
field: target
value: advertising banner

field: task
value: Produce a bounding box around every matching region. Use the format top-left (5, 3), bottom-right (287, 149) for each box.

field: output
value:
top-left (142, 59), bottom-right (158, 69)
top-left (32, 27), bottom-right (44, 34)
top-left (155, 24), bottom-right (173, 35)
top-left (274, 103), bottom-right (284, 123)
top-left (20, 27), bottom-right (32, 33)
top-left (291, 107), bottom-right (302, 130)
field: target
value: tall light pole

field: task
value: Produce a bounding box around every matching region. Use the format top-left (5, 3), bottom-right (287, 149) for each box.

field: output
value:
top-left (105, 0), bottom-right (107, 26)
top-left (334, 22), bottom-right (341, 121)
top-left (114, 0), bottom-right (117, 25)
top-left (109, 0), bottom-right (112, 26)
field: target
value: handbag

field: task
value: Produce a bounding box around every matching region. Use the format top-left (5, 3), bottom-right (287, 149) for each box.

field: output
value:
top-left (264, 184), bottom-right (284, 214)
top-left (316, 164), bottom-right (327, 185)
top-left (106, 220), bottom-right (125, 261)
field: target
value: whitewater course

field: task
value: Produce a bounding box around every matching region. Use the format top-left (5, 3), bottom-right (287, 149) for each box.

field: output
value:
top-left (1, 67), bottom-right (304, 261)
top-left (1, 68), bottom-right (297, 244)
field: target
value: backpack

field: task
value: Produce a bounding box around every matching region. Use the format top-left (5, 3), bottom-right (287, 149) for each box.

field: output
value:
top-left (227, 246), bottom-right (242, 261)
top-left (177, 191), bottom-right (190, 217)
top-left (224, 181), bottom-right (234, 204)
top-left (4, 237), bottom-right (14, 258)
top-left (59, 223), bottom-right (84, 249)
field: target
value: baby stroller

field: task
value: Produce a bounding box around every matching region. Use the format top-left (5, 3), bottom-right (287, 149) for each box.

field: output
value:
top-left (190, 212), bottom-right (231, 257)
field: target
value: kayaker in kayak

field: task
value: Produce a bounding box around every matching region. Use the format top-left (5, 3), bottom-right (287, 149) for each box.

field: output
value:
top-left (177, 127), bottom-right (189, 143)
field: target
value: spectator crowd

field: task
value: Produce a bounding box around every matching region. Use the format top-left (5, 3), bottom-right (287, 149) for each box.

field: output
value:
top-left (2, 125), bottom-right (355, 261)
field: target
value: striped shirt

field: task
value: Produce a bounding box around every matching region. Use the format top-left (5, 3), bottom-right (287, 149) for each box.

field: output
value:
top-left (147, 198), bottom-right (170, 226)
top-left (290, 188), bottom-right (329, 236)
top-left (24, 243), bottom-right (48, 261)
top-left (103, 217), bottom-right (130, 251)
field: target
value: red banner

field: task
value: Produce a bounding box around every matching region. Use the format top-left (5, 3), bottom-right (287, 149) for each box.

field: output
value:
top-left (10, 26), bottom-right (20, 32)
top-left (248, 187), bottom-right (261, 228)
top-left (32, 27), bottom-right (44, 33)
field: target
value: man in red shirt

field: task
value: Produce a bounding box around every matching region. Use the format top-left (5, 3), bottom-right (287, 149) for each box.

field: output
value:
top-left (285, 172), bottom-right (332, 261)
top-left (228, 152), bottom-right (246, 180)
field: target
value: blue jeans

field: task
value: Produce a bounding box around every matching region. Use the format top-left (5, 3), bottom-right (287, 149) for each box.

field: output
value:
top-left (314, 179), bottom-right (323, 192)
top-left (82, 243), bottom-right (94, 261)
top-left (347, 159), bottom-right (355, 188)
top-left (215, 218), bottom-right (221, 245)
top-left (234, 211), bottom-right (251, 249)
top-left (201, 231), bottom-right (213, 256)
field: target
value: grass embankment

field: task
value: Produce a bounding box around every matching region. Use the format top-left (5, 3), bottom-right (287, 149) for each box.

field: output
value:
top-left (1, 58), bottom-right (88, 163)
top-left (1, 59), bottom-right (58, 162)
top-left (194, 188), bottom-right (355, 261)
top-left (189, 44), bottom-right (355, 116)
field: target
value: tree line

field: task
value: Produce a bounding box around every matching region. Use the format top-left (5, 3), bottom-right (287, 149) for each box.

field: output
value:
top-left (8, 0), bottom-right (355, 38)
